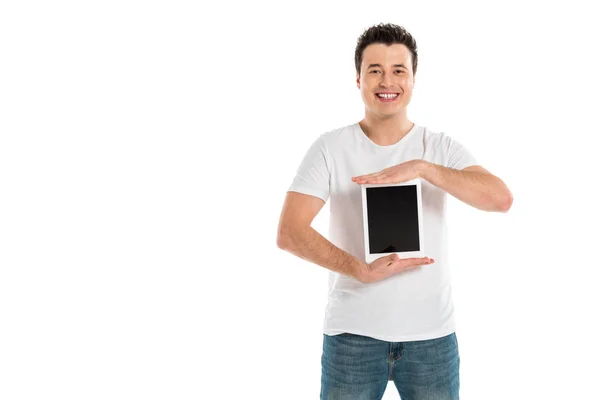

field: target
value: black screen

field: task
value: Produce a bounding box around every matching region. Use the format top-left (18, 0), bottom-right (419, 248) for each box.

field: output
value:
top-left (366, 185), bottom-right (420, 254)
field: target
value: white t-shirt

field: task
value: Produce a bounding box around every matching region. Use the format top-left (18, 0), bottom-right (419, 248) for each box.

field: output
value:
top-left (288, 122), bottom-right (478, 342)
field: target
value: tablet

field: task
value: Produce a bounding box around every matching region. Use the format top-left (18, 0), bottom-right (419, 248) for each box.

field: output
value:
top-left (361, 178), bottom-right (424, 263)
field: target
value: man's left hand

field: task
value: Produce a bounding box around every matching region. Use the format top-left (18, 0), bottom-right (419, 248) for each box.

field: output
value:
top-left (351, 160), bottom-right (425, 184)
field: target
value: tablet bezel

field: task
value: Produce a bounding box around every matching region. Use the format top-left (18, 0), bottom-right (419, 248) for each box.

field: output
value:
top-left (361, 178), bottom-right (424, 263)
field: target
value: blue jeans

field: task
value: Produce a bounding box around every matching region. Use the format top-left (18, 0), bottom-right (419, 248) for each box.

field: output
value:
top-left (320, 332), bottom-right (460, 400)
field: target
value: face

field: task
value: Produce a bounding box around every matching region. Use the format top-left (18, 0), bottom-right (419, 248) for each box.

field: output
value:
top-left (356, 43), bottom-right (415, 118)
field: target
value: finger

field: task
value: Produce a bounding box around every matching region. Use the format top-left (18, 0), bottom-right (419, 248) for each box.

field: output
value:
top-left (400, 260), bottom-right (430, 271)
top-left (353, 176), bottom-right (376, 183)
top-left (368, 177), bottom-right (392, 184)
top-left (398, 257), bottom-right (434, 266)
top-left (390, 261), bottom-right (422, 274)
top-left (353, 172), bottom-right (383, 180)
top-left (400, 258), bottom-right (428, 266)
top-left (355, 173), bottom-right (385, 183)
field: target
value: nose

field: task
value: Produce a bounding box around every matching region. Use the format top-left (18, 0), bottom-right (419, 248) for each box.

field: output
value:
top-left (379, 72), bottom-right (394, 88)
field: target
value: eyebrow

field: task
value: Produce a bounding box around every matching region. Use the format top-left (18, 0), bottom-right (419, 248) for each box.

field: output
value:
top-left (366, 63), bottom-right (408, 70)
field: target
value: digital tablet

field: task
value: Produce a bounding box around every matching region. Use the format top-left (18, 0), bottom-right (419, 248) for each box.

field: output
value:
top-left (361, 178), bottom-right (424, 263)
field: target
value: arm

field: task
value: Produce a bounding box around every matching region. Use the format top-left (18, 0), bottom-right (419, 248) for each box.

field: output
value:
top-left (276, 191), bottom-right (365, 281)
top-left (418, 162), bottom-right (513, 212)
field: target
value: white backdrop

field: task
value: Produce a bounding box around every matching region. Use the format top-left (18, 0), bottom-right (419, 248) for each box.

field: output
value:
top-left (1, 1), bottom-right (599, 399)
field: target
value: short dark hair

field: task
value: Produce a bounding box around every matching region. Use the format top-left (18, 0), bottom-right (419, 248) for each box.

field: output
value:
top-left (354, 23), bottom-right (418, 77)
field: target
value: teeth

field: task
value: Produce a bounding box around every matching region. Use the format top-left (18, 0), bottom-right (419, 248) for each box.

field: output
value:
top-left (377, 93), bottom-right (398, 99)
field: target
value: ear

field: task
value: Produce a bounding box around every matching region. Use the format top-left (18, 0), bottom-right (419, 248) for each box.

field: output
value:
top-left (356, 73), bottom-right (360, 88)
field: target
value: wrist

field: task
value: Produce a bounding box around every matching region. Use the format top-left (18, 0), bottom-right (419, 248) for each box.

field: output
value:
top-left (416, 160), bottom-right (432, 179)
top-left (353, 259), bottom-right (369, 283)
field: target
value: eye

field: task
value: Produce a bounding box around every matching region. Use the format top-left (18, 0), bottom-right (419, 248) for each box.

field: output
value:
top-left (396, 70), bottom-right (404, 74)
top-left (370, 70), bottom-right (381, 74)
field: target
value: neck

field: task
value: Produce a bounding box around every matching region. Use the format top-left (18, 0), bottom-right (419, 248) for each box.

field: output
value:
top-left (359, 111), bottom-right (414, 146)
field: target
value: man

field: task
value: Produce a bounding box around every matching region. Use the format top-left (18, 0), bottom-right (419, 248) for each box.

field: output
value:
top-left (276, 23), bottom-right (512, 400)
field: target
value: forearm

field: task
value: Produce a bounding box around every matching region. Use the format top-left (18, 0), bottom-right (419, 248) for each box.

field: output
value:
top-left (277, 226), bottom-right (365, 280)
top-left (418, 161), bottom-right (512, 212)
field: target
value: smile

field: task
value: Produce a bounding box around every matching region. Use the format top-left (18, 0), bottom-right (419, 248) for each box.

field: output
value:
top-left (376, 93), bottom-right (399, 102)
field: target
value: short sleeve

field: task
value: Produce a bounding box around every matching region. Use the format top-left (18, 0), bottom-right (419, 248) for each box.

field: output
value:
top-left (287, 134), bottom-right (331, 202)
top-left (443, 134), bottom-right (478, 170)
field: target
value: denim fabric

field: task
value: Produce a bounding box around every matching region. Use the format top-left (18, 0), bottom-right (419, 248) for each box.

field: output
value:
top-left (320, 332), bottom-right (460, 400)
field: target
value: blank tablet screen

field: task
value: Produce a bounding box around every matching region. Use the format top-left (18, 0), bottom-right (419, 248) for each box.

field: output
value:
top-left (366, 185), bottom-right (420, 254)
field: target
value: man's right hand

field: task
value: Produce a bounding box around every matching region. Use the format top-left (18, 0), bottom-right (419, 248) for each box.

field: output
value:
top-left (358, 254), bottom-right (434, 283)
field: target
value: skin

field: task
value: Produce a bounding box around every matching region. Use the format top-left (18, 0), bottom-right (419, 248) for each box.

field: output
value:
top-left (277, 42), bottom-right (513, 284)
top-left (352, 43), bottom-right (513, 213)
top-left (355, 43), bottom-right (416, 146)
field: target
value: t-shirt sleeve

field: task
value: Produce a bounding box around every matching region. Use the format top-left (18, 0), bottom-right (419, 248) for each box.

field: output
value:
top-left (442, 133), bottom-right (478, 170)
top-left (287, 134), bottom-right (331, 202)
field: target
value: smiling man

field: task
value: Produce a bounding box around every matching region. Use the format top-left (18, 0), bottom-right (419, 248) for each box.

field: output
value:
top-left (277, 23), bottom-right (512, 400)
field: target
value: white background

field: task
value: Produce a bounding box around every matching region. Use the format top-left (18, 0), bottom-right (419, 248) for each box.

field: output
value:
top-left (1, 1), bottom-right (599, 399)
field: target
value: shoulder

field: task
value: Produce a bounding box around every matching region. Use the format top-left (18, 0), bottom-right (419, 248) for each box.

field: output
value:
top-left (422, 127), bottom-right (472, 154)
top-left (321, 123), bottom-right (356, 144)
top-left (314, 123), bottom-right (359, 155)
top-left (422, 126), bottom-right (453, 148)
top-left (298, 124), bottom-right (354, 168)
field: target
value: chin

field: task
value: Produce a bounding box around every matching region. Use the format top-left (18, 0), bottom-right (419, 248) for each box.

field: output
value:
top-left (380, 109), bottom-right (406, 118)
